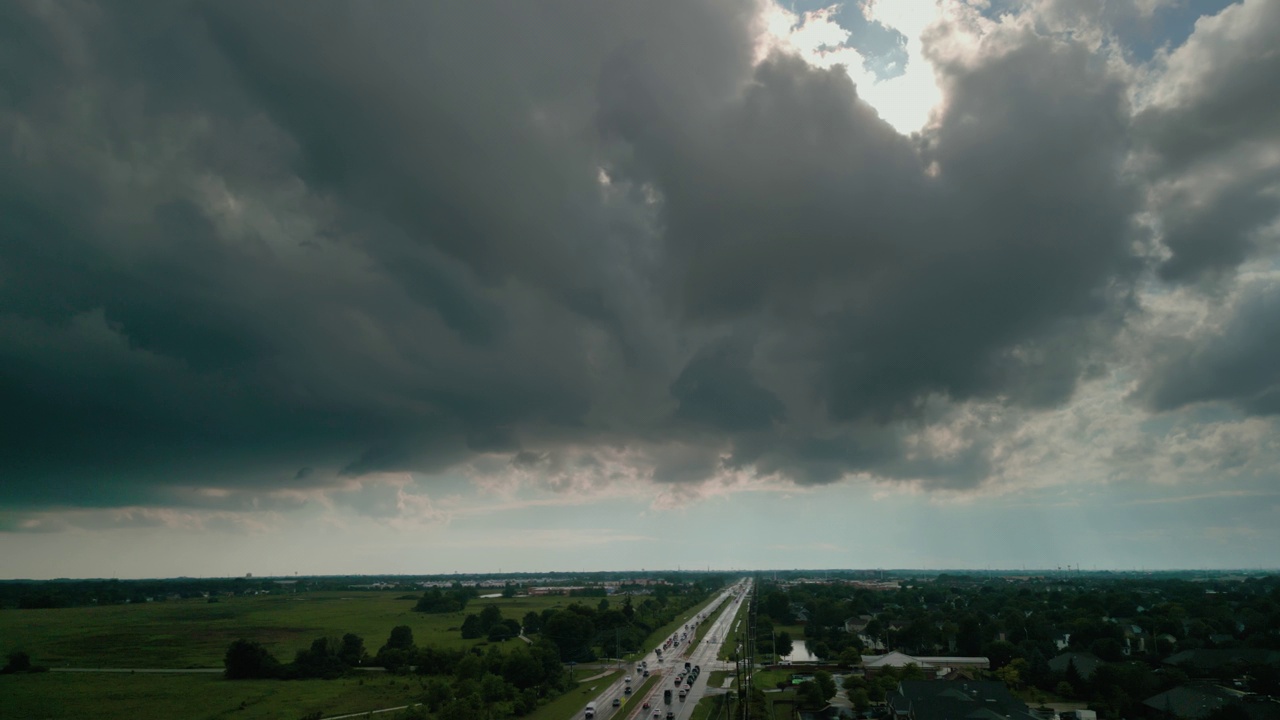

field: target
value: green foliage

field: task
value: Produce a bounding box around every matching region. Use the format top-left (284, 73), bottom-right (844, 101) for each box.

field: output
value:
top-left (223, 639), bottom-right (282, 679)
top-left (522, 611), bottom-right (541, 634)
top-left (797, 680), bottom-right (826, 708)
top-left (338, 633), bottom-right (366, 667)
top-left (774, 631), bottom-right (794, 658)
top-left (414, 587), bottom-right (477, 614)
top-left (814, 670), bottom-right (836, 701)
top-left (850, 688), bottom-right (870, 711)
top-left (1, 650), bottom-right (46, 674)
top-left (287, 637), bottom-right (348, 679)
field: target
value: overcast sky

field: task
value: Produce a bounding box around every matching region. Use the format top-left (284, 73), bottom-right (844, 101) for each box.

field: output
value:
top-left (3, 0), bottom-right (1278, 579)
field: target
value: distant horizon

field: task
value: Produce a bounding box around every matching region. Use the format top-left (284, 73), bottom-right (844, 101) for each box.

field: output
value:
top-left (7, 566), bottom-right (1280, 582)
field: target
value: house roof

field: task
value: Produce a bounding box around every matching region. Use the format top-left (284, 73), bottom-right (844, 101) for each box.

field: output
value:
top-left (1048, 652), bottom-right (1102, 679)
top-left (888, 680), bottom-right (1040, 720)
top-left (1142, 684), bottom-right (1245, 720)
top-left (1164, 649), bottom-right (1280, 671)
top-left (863, 651), bottom-right (990, 669)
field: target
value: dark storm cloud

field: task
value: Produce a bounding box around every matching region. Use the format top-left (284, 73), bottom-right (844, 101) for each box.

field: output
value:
top-left (599, 29), bottom-right (1138, 425)
top-left (1, 0), bottom-right (1268, 517)
top-left (1134, 0), bottom-right (1280, 283)
top-left (1136, 280), bottom-right (1280, 416)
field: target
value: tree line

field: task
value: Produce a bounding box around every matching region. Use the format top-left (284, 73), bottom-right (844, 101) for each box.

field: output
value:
top-left (224, 626), bottom-right (569, 719)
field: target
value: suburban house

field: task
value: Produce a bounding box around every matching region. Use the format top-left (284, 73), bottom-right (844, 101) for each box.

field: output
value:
top-left (1048, 652), bottom-right (1102, 680)
top-left (862, 651), bottom-right (990, 677)
top-left (1141, 683), bottom-right (1246, 719)
top-left (887, 680), bottom-right (1040, 720)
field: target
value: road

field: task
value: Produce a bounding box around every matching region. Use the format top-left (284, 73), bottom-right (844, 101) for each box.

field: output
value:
top-left (581, 578), bottom-right (752, 720)
top-left (49, 667), bottom-right (224, 673)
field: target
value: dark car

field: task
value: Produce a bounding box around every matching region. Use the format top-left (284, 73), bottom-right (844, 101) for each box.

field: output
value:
top-left (612, 698), bottom-right (621, 707)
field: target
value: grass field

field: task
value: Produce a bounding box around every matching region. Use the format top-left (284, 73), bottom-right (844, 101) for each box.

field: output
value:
top-left (0, 670), bottom-right (423, 720)
top-left (689, 693), bottom-right (731, 720)
top-left (0, 592), bottom-right (572, 668)
top-left (716, 595), bottom-right (751, 662)
top-left (0, 590), bottom-right (725, 720)
top-left (706, 670), bottom-right (733, 690)
top-left (752, 668), bottom-right (793, 690)
top-left (524, 669), bottom-right (621, 720)
top-left (690, 594), bottom-right (731, 646)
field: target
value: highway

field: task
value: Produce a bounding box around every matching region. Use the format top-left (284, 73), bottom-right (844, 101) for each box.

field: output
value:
top-left (582, 578), bottom-right (751, 720)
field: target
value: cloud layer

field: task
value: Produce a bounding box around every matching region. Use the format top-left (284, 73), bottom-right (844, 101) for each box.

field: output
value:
top-left (2, 0), bottom-right (1278, 528)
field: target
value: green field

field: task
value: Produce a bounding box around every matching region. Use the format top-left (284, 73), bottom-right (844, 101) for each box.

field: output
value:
top-left (524, 670), bottom-right (620, 720)
top-left (752, 668), bottom-right (793, 690)
top-left (0, 588), bottom-right (733, 720)
top-left (0, 671), bottom-right (422, 720)
top-left (0, 592), bottom-right (571, 668)
top-left (690, 594), bottom-right (731, 646)
top-left (716, 595), bottom-right (750, 661)
top-left (689, 693), bottom-right (731, 720)
top-left (706, 670), bottom-right (733, 690)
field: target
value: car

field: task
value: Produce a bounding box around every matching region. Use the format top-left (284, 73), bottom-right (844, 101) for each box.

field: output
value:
top-left (679, 689), bottom-right (688, 700)
top-left (667, 713), bottom-right (675, 720)
top-left (642, 702), bottom-right (650, 710)
top-left (684, 662), bottom-right (691, 670)
top-left (643, 670), bottom-right (650, 677)
top-left (625, 686), bottom-right (632, 695)
top-left (612, 698), bottom-right (621, 707)
top-left (653, 712), bottom-right (661, 719)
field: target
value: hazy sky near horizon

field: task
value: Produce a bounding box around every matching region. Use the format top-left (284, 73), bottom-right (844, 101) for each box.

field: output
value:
top-left (3, 0), bottom-right (1279, 579)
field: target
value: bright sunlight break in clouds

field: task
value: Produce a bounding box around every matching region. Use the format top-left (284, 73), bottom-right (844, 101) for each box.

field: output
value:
top-left (2, 0), bottom-right (1278, 578)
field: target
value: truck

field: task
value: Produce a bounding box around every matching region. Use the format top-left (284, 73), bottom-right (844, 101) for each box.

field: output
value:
top-left (584, 701), bottom-right (596, 718)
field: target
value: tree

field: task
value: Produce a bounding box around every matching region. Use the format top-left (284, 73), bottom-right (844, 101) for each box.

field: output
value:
top-left (798, 680), bottom-right (827, 708)
top-left (899, 663), bottom-right (925, 681)
top-left (479, 604), bottom-right (504, 633)
top-left (338, 633), bottom-right (366, 666)
top-left (376, 626), bottom-right (417, 672)
top-left (386, 625), bottom-right (415, 651)
top-left (850, 689), bottom-right (871, 712)
top-left (814, 671), bottom-right (837, 702)
top-left (543, 610), bottom-right (595, 662)
top-left (522, 611), bottom-right (542, 635)
top-left (461, 614), bottom-right (483, 639)
top-left (488, 618), bottom-right (520, 642)
top-left (775, 631), bottom-right (794, 659)
top-left (995, 657), bottom-right (1027, 689)
top-left (984, 640), bottom-right (1019, 669)
top-left (224, 639), bottom-right (281, 679)
top-left (1, 650), bottom-right (43, 674)
top-left (291, 637), bottom-right (346, 679)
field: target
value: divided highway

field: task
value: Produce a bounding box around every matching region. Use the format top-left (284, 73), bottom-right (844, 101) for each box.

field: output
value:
top-left (582, 578), bottom-right (751, 720)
